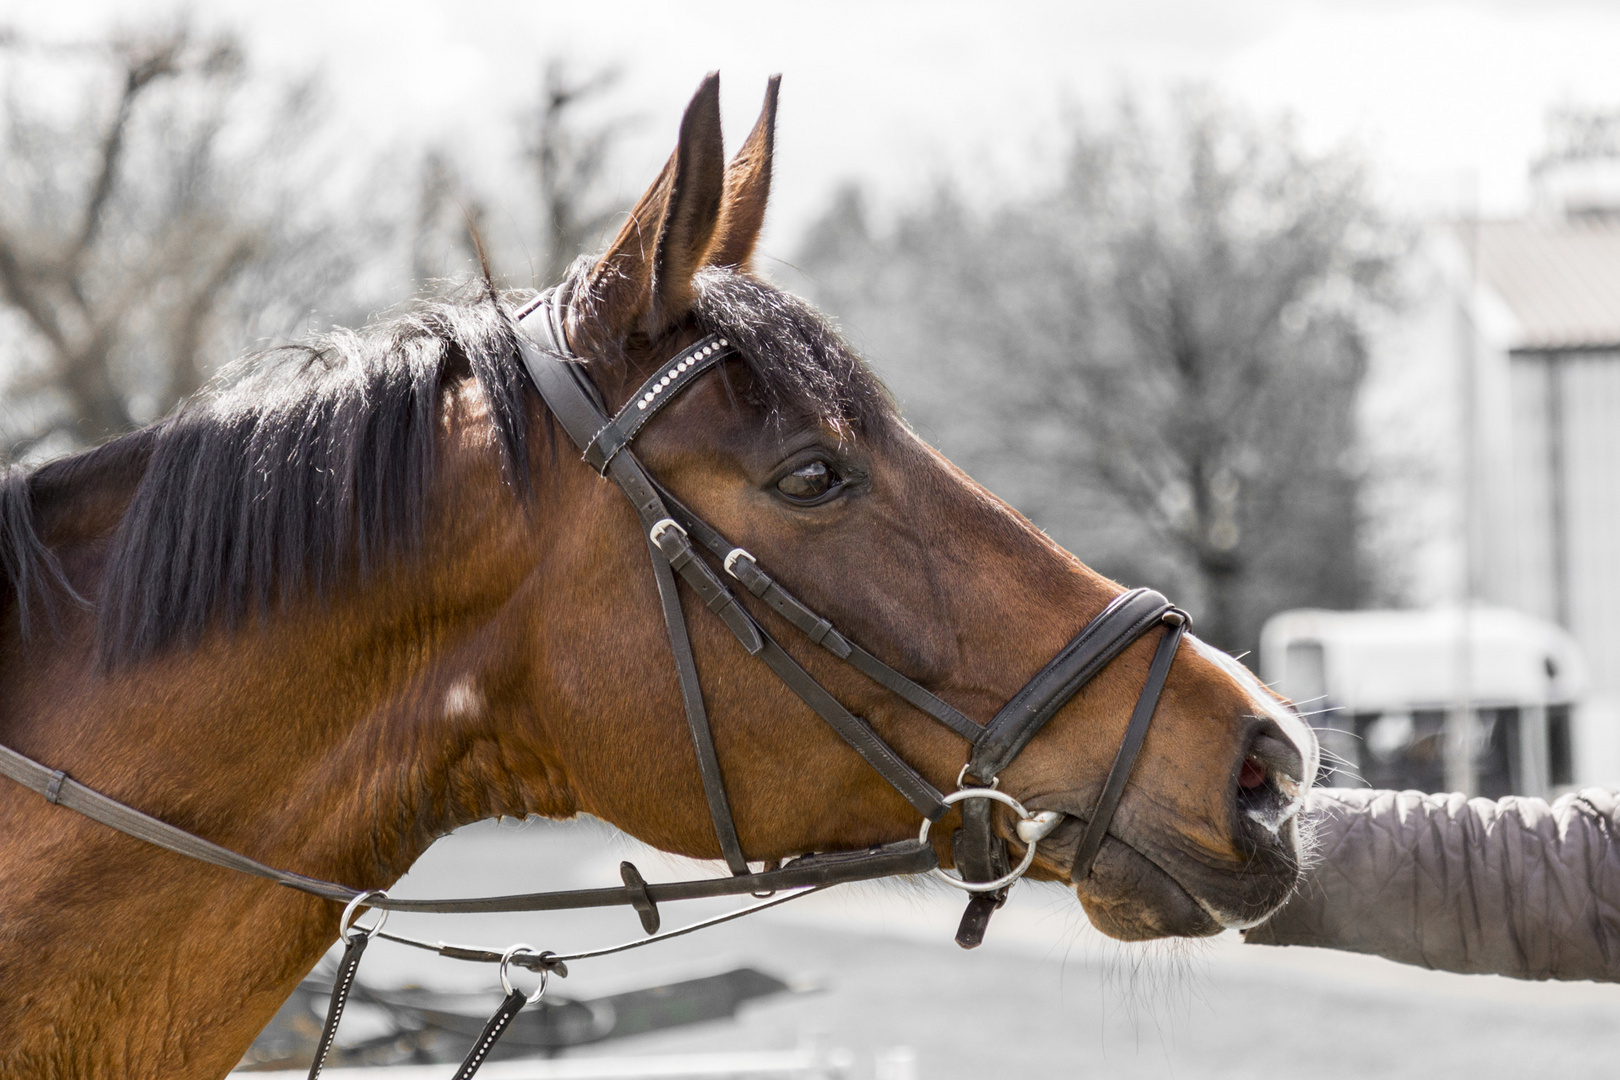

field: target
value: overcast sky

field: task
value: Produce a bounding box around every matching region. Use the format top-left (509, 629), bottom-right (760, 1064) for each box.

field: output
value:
top-left (7, 0), bottom-right (1620, 261)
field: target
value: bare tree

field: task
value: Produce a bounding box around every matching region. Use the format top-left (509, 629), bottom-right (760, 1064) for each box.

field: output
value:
top-left (407, 58), bottom-right (629, 291)
top-left (0, 22), bottom-right (375, 458)
top-left (409, 149), bottom-right (488, 289)
top-left (802, 91), bottom-right (1406, 656)
top-left (525, 59), bottom-right (629, 286)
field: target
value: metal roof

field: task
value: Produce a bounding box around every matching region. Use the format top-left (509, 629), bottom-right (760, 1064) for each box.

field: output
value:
top-left (1470, 218), bottom-right (1620, 351)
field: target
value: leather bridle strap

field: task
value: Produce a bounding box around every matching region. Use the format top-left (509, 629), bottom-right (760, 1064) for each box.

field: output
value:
top-left (645, 533), bottom-right (749, 876)
top-left (0, 742), bottom-right (356, 903)
top-left (650, 482), bottom-right (982, 742)
top-left (0, 716), bottom-right (935, 912)
top-left (972, 588), bottom-right (1179, 783)
top-left (1069, 614), bottom-right (1186, 879)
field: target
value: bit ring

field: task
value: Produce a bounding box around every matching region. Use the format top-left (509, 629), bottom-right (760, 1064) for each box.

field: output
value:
top-left (919, 788), bottom-right (1040, 893)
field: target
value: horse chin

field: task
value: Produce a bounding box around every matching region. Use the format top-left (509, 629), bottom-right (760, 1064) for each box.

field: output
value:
top-left (1032, 812), bottom-right (1299, 941)
top-left (1069, 834), bottom-right (1225, 941)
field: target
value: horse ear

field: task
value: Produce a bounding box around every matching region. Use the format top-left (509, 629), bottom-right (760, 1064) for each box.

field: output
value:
top-left (705, 75), bottom-right (780, 271)
top-left (589, 72), bottom-right (725, 339)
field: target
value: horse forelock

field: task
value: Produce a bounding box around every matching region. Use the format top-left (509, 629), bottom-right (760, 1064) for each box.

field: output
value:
top-left (0, 269), bottom-right (894, 670)
top-left (686, 268), bottom-right (894, 433)
top-left (563, 261), bottom-right (894, 434)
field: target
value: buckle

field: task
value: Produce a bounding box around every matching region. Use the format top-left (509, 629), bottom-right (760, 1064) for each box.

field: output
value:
top-left (648, 518), bottom-right (687, 547)
top-left (722, 547), bottom-right (755, 577)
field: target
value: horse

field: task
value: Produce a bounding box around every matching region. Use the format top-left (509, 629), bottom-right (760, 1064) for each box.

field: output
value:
top-left (0, 73), bottom-right (1317, 1078)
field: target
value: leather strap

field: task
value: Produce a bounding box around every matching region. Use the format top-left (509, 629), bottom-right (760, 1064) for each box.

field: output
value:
top-left (950, 796), bottom-right (1010, 949)
top-left (1070, 616), bottom-right (1186, 880)
top-left (306, 931), bottom-right (369, 1079)
top-left (971, 588), bottom-right (1175, 781)
top-left (0, 742), bottom-right (355, 903)
top-left (654, 485), bottom-right (983, 743)
top-left (449, 990), bottom-right (528, 1080)
top-left (585, 337), bottom-right (736, 473)
top-left (751, 630), bottom-right (948, 821)
top-left (365, 838), bottom-right (935, 913)
top-left (647, 535), bottom-right (749, 875)
top-left (0, 727), bottom-right (936, 909)
top-left (951, 592), bottom-right (1184, 945)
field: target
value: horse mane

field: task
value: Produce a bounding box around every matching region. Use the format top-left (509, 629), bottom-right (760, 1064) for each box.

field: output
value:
top-left (0, 268), bottom-right (892, 669)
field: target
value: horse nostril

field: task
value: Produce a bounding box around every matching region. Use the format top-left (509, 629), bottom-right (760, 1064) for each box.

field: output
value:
top-left (1236, 729), bottom-right (1307, 839)
top-left (1244, 731), bottom-right (1304, 795)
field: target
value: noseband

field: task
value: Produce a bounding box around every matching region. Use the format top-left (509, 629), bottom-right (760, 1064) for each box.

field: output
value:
top-left (514, 286), bottom-right (1189, 947)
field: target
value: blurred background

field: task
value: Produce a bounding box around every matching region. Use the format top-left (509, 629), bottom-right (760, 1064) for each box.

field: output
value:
top-left (3, 1), bottom-right (1619, 1076)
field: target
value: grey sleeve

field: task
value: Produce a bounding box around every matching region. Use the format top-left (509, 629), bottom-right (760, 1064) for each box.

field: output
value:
top-left (1243, 787), bottom-right (1620, 982)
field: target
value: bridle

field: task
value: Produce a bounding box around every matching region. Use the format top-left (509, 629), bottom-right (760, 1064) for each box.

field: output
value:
top-left (512, 284), bottom-right (1189, 946)
top-left (0, 284), bottom-right (1189, 1077)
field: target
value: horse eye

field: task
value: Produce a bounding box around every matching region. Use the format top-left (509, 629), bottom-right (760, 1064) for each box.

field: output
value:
top-left (776, 461), bottom-right (838, 501)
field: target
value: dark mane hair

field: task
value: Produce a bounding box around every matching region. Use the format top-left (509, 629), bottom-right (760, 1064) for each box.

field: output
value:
top-left (0, 269), bottom-right (893, 669)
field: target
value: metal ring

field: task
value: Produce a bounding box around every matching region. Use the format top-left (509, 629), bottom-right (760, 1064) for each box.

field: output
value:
top-left (500, 944), bottom-right (550, 1004)
top-left (723, 548), bottom-right (755, 577)
top-left (339, 890), bottom-right (389, 945)
top-left (919, 788), bottom-right (1039, 893)
top-left (955, 762), bottom-right (999, 790)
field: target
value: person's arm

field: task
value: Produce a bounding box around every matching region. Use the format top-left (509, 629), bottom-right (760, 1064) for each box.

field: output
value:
top-left (1244, 787), bottom-right (1620, 982)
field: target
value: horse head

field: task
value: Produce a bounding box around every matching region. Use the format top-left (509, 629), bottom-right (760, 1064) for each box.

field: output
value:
top-left (512, 73), bottom-right (1317, 940)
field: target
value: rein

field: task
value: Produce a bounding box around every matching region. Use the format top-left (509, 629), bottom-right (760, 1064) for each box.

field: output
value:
top-left (0, 286), bottom-right (1188, 1077)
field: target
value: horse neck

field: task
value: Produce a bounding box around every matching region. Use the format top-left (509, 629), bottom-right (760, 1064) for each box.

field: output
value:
top-left (0, 421), bottom-right (571, 1078)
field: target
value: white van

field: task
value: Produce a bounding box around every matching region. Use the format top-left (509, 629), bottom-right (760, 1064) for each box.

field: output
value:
top-left (1259, 607), bottom-right (1586, 798)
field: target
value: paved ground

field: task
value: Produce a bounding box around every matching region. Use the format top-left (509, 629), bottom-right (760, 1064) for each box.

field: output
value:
top-left (325, 817), bottom-right (1620, 1080)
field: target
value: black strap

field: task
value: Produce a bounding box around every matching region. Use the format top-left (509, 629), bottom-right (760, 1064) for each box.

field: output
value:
top-left (950, 796), bottom-right (1010, 949)
top-left (306, 932), bottom-right (369, 1080)
top-left (358, 839), bottom-right (935, 913)
top-left (950, 595), bottom-right (1185, 943)
top-left (751, 631), bottom-right (948, 821)
top-left (654, 487), bottom-right (983, 743)
top-left (647, 518), bottom-right (764, 656)
top-left (1070, 617), bottom-right (1186, 880)
top-left (449, 990), bottom-right (528, 1080)
top-left (0, 726), bottom-right (936, 909)
top-left (647, 535), bottom-right (750, 875)
top-left (0, 742), bottom-right (356, 903)
top-left (584, 337), bottom-right (736, 473)
top-left (971, 589), bottom-right (1175, 781)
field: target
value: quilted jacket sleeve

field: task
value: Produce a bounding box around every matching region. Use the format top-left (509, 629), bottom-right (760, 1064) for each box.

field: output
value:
top-left (1243, 787), bottom-right (1620, 982)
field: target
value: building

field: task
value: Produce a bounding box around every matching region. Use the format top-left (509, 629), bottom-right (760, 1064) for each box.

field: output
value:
top-left (1361, 110), bottom-right (1620, 789)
